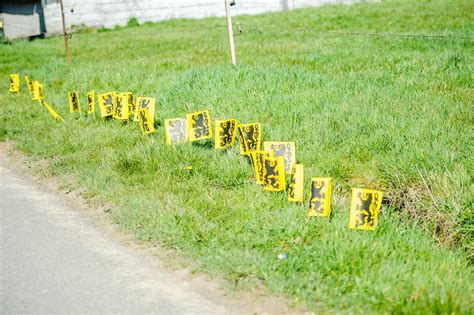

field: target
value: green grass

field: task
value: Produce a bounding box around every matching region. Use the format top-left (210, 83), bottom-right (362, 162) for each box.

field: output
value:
top-left (1, 0), bottom-right (473, 312)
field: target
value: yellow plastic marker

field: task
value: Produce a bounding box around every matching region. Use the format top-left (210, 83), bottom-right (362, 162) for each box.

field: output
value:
top-left (288, 164), bottom-right (304, 202)
top-left (121, 92), bottom-right (135, 119)
top-left (31, 81), bottom-right (39, 100)
top-left (97, 92), bottom-right (116, 118)
top-left (41, 100), bottom-right (64, 122)
top-left (113, 93), bottom-right (129, 120)
top-left (237, 123), bottom-right (261, 155)
top-left (38, 83), bottom-right (44, 101)
top-left (134, 97), bottom-right (156, 123)
top-left (87, 90), bottom-right (95, 114)
top-left (262, 155), bottom-right (286, 191)
top-left (32, 81), bottom-right (41, 101)
top-left (250, 150), bottom-right (273, 185)
top-left (263, 142), bottom-right (295, 174)
top-left (138, 107), bottom-right (155, 135)
top-left (308, 178), bottom-right (332, 217)
top-left (349, 188), bottom-right (384, 231)
top-left (25, 76), bottom-right (34, 94)
top-left (165, 118), bottom-right (187, 145)
top-left (68, 92), bottom-right (81, 113)
top-left (186, 110), bottom-right (212, 142)
top-left (214, 119), bottom-right (238, 149)
top-left (9, 74), bottom-right (20, 93)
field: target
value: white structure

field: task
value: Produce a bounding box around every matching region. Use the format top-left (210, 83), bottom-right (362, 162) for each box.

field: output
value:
top-left (1, 13), bottom-right (41, 39)
top-left (44, 0), bottom-right (370, 33)
top-left (1, 0), bottom-right (373, 39)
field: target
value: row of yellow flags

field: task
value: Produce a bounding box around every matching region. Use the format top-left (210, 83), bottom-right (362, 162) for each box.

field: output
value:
top-left (9, 73), bottom-right (384, 231)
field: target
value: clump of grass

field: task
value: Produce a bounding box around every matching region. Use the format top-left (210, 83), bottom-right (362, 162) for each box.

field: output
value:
top-left (127, 17), bottom-right (140, 28)
top-left (1, 0), bottom-right (473, 312)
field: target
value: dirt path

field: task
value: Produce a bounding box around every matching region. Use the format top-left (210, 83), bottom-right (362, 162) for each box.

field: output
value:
top-left (0, 142), bottom-right (305, 314)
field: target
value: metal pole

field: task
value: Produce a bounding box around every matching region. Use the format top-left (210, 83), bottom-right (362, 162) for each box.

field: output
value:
top-left (59, 0), bottom-right (70, 64)
top-left (224, 0), bottom-right (236, 65)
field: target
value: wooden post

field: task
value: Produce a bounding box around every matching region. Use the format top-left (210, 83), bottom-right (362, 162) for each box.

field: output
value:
top-left (224, 0), bottom-right (236, 65)
top-left (59, 0), bottom-right (70, 64)
top-left (283, 0), bottom-right (290, 11)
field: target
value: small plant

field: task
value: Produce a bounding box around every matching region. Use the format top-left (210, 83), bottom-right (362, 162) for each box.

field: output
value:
top-left (127, 18), bottom-right (140, 28)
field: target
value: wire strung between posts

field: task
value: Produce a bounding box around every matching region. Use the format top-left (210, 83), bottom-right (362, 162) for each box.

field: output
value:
top-left (86, 25), bottom-right (227, 39)
top-left (5, 25), bottom-right (225, 44)
top-left (238, 22), bottom-right (474, 41)
top-left (90, 22), bottom-right (472, 41)
top-left (5, 21), bottom-right (472, 42)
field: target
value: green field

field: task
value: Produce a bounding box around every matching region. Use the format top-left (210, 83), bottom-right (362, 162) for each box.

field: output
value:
top-left (1, 0), bottom-right (473, 312)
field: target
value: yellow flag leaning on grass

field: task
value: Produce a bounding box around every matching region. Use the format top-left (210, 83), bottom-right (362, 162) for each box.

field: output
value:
top-left (308, 177), bottom-right (332, 217)
top-left (25, 76), bottom-right (34, 94)
top-left (349, 188), bottom-right (383, 231)
top-left (68, 92), bottom-right (81, 113)
top-left (165, 118), bottom-right (187, 145)
top-left (98, 92), bottom-right (116, 118)
top-left (250, 150), bottom-right (273, 185)
top-left (121, 92), bottom-right (135, 119)
top-left (41, 100), bottom-right (64, 122)
top-left (138, 107), bottom-right (156, 135)
top-left (87, 90), bottom-right (95, 114)
top-left (262, 155), bottom-right (286, 191)
top-left (263, 142), bottom-right (295, 174)
top-left (113, 93), bottom-right (129, 120)
top-left (9, 74), bottom-right (20, 93)
top-left (288, 164), bottom-right (304, 202)
top-left (237, 123), bottom-right (261, 156)
top-left (186, 110), bottom-right (212, 142)
top-left (214, 119), bottom-right (238, 149)
top-left (134, 97), bottom-right (156, 123)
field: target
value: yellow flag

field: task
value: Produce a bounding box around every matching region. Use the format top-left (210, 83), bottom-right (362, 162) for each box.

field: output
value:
top-left (68, 92), bottom-right (81, 113)
top-left (237, 123), bottom-right (261, 155)
top-left (134, 97), bottom-right (156, 123)
top-left (308, 178), bottom-right (332, 217)
top-left (25, 76), bottom-right (34, 94)
top-left (262, 155), bottom-right (286, 192)
top-left (32, 81), bottom-right (42, 101)
top-left (113, 93), bottom-right (129, 120)
top-left (250, 150), bottom-right (273, 185)
top-left (9, 74), bottom-right (20, 93)
top-left (31, 81), bottom-right (40, 101)
top-left (41, 100), bottom-right (64, 122)
top-left (38, 83), bottom-right (44, 101)
top-left (121, 92), bottom-right (135, 119)
top-left (165, 118), bottom-right (187, 144)
top-left (138, 107), bottom-right (156, 135)
top-left (214, 119), bottom-right (238, 149)
top-left (97, 92), bottom-right (116, 118)
top-left (288, 164), bottom-right (304, 202)
top-left (186, 110), bottom-right (212, 142)
top-left (87, 91), bottom-right (95, 114)
top-left (349, 188), bottom-right (384, 231)
top-left (263, 142), bottom-right (296, 174)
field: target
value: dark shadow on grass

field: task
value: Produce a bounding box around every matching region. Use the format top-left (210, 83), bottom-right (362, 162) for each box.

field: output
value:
top-left (191, 139), bottom-right (213, 148)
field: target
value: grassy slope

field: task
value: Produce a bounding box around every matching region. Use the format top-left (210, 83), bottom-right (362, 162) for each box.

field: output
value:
top-left (1, 0), bottom-right (473, 312)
